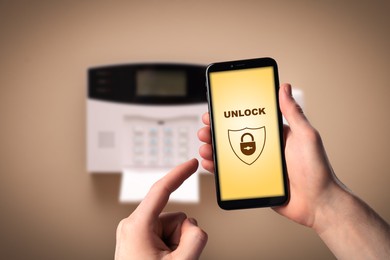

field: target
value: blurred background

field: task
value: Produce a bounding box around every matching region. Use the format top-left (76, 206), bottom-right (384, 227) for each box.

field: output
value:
top-left (1, 1), bottom-right (389, 259)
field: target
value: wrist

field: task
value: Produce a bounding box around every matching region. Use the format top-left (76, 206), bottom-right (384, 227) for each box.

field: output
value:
top-left (312, 180), bottom-right (353, 235)
top-left (311, 180), bottom-right (390, 259)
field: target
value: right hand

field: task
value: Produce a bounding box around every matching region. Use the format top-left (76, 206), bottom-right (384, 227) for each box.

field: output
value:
top-left (198, 83), bottom-right (390, 259)
top-left (197, 83), bottom-right (343, 229)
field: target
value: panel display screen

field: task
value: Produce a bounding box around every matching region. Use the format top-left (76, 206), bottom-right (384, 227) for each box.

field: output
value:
top-left (136, 69), bottom-right (187, 97)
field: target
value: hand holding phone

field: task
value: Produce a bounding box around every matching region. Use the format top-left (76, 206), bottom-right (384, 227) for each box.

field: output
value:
top-left (206, 58), bottom-right (289, 210)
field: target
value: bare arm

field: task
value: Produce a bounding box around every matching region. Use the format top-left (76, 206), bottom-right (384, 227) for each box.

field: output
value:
top-left (314, 186), bottom-right (390, 260)
top-left (198, 83), bottom-right (390, 259)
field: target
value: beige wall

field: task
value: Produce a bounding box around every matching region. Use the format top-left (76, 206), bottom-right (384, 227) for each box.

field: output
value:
top-left (1, 1), bottom-right (389, 259)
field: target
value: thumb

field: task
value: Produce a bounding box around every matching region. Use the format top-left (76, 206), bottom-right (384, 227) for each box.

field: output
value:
top-left (173, 218), bottom-right (208, 259)
top-left (279, 83), bottom-right (309, 131)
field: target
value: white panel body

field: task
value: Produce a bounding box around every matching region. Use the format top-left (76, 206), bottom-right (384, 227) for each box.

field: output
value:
top-left (87, 99), bottom-right (208, 173)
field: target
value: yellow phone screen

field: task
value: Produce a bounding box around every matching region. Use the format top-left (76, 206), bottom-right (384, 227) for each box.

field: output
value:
top-left (208, 64), bottom-right (286, 203)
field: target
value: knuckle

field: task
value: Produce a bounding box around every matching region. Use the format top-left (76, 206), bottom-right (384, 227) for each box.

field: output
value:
top-left (308, 128), bottom-right (321, 143)
top-left (301, 125), bottom-right (321, 143)
top-left (116, 218), bottom-right (126, 235)
top-left (193, 228), bottom-right (208, 244)
top-left (116, 216), bottom-right (135, 234)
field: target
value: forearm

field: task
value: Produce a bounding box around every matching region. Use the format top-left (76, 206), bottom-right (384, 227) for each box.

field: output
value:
top-left (314, 185), bottom-right (390, 259)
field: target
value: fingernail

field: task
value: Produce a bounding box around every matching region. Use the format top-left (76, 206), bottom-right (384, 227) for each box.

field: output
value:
top-left (188, 218), bottom-right (198, 226)
top-left (284, 84), bottom-right (292, 97)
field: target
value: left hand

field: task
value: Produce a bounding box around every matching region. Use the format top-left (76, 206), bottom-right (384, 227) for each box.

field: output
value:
top-left (115, 159), bottom-right (208, 260)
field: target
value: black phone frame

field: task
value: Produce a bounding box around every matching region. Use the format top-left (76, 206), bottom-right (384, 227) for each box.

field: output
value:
top-left (206, 57), bottom-right (289, 210)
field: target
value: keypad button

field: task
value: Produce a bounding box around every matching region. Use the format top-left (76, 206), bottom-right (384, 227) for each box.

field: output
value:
top-left (129, 122), bottom-right (193, 168)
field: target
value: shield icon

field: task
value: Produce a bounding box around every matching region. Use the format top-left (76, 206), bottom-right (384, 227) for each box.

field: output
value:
top-left (228, 127), bottom-right (266, 165)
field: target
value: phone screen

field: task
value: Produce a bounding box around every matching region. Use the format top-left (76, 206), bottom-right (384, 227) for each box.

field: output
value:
top-left (206, 58), bottom-right (288, 210)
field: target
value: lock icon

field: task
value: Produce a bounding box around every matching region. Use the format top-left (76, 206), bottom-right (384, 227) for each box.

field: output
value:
top-left (240, 133), bottom-right (256, 155)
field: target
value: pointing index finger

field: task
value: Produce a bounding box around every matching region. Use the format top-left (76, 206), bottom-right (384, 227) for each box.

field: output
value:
top-left (135, 159), bottom-right (199, 221)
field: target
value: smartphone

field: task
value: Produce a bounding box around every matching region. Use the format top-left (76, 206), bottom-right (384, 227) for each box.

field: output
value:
top-left (206, 57), bottom-right (289, 210)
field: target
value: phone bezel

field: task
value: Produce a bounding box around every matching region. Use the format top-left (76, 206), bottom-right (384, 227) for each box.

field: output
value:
top-left (206, 57), bottom-right (289, 210)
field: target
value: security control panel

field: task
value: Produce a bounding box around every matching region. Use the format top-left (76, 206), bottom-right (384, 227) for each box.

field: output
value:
top-left (122, 116), bottom-right (195, 168)
top-left (87, 63), bottom-right (208, 173)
